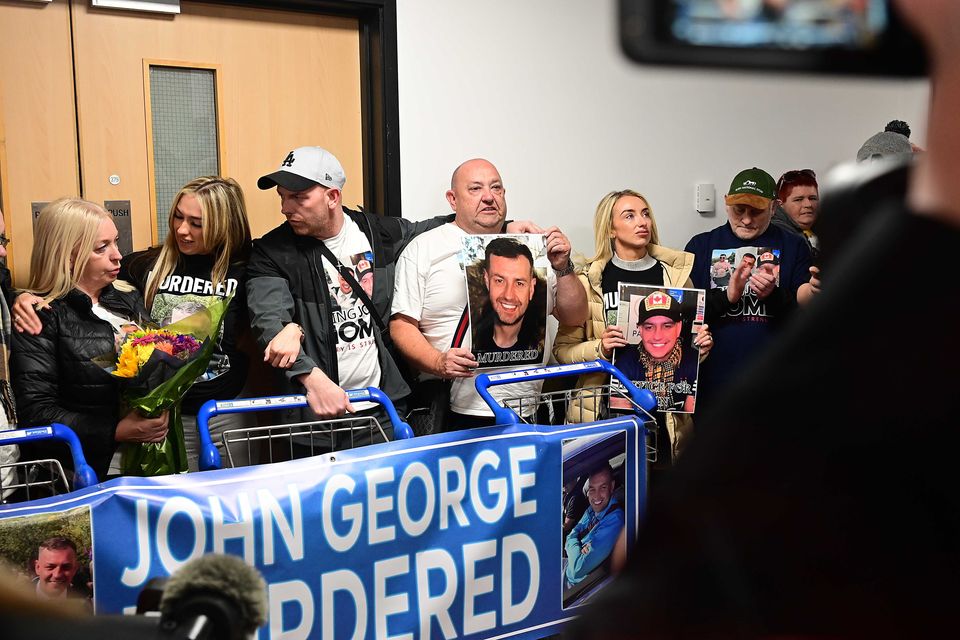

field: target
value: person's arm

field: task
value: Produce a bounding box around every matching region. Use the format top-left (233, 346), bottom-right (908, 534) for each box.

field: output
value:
top-left (296, 368), bottom-right (355, 418)
top-left (565, 513), bottom-right (588, 558)
top-left (546, 227), bottom-right (588, 326)
top-left (390, 314), bottom-right (476, 378)
top-left (554, 321), bottom-right (603, 364)
top-left (245, 241), bottom-right (317, 381)
top-left (797, 266), bottom-right (821, 305)
top-left (704, 289), bottom-right (733, 322)
top-left (553, 274), bottom-right (604, 364)
top-left (11, 292), bottom-right (47, 335)
top-left (392, 214), bottom-right (455, 256)
top-left (115, 411), bottom-right (169, 443)
top-left (554, 322), bottom-right (599, 364)
top-left (263, 322), bottom-right (303, 369)
top-left (246, 242), bottom-right (356, 417)
top-left (390, 238), bottom-right (477, 378)
top-left (11, 315), bottom-right (85, 430)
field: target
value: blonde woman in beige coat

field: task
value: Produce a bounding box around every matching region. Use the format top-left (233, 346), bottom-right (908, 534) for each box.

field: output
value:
top-left (554, 190), bottom-right (712, 463)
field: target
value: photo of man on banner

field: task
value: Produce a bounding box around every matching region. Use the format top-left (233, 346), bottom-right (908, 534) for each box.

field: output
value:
top-left (462, 234), bottom-right (549, 369)
top-left (562, 431), bottom-right (628, 609)
top-left (612, 285), bottom-right (704, 413)
top-left (0, 506), bottom-right (93, 609)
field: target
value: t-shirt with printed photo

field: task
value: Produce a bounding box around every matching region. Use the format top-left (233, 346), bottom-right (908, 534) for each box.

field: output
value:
top-left (319, 216), bottom-right (381, 407)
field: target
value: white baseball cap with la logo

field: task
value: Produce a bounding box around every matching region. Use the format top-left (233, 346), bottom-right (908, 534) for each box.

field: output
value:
top-left (257, 146), bottom-right (346, 191)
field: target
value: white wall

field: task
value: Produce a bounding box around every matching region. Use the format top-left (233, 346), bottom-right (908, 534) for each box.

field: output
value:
top-left (395, 0), bottom-right (929, 254)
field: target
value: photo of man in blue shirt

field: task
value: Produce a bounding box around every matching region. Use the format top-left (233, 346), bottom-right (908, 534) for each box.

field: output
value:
top-left (564, 463), bottom-right (625, 587)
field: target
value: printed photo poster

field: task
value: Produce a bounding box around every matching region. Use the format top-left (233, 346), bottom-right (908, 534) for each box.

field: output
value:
top-left (461, 234), bottom-right (549, 369)
top-left (611, 284), bottom-right (705, 413)
top-left (0, 505), bottom-right (93, 610)
top-left (561, 431), bottom-right (627, 609)
top-left (323, 248), bottom-right (376, 356)
top-left (709, 247), bottom-right (782, 294)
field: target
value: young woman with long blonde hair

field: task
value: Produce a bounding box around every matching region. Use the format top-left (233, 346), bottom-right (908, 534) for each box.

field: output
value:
top-left (15, 178), bottom-right (253, 471)
top-left (554, 189), bottom-right (713, 467)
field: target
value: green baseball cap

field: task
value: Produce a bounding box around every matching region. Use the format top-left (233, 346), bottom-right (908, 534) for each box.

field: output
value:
top-left (725, 167), bottom-right (777, 209)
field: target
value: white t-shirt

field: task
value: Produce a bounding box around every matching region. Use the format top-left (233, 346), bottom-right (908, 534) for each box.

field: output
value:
top-left (321, 216), bottom-right (381, 403)
top-left (392, 223), bottom-right (556, 417)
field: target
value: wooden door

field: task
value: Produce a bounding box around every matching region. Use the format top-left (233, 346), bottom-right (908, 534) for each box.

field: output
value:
top-left (0, 0), bottom-right (365, 286)
top-left (0, 0), bottom-right (79, 283)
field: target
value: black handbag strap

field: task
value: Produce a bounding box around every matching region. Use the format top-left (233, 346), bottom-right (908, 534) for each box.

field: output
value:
top-left (317, 237), bottom-right (471, 351)
top-left (315, 240), bottom-right (387, 334)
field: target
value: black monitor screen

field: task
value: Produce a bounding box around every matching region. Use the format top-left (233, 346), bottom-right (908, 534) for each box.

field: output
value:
top-left (620, 0), bottom-right (926, 76)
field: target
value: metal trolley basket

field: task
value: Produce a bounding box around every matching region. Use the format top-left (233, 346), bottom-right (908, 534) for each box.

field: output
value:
top-left (474, 360), bottom-right (660, 461)
top-left (195, 386), bottom-right (414, 470)
top-left (0, 424), bottom-right (99, 504)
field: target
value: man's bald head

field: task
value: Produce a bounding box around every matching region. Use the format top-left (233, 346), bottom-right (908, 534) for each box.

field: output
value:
top-left (451, 158), bottom-right (498, 189)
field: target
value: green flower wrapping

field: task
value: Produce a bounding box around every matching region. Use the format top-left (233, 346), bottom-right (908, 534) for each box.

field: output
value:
top-left (99, 297), bottom-right (231, 477)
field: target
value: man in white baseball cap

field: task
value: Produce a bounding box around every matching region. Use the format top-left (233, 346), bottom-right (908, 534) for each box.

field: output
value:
top-left (257, 146), bottom-right (346, 193)
top-left (246, 146), bottom-right (449, 448)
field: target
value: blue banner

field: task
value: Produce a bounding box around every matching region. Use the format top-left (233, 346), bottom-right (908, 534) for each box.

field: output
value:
top-left (0, 417), bottom-right (645, 639)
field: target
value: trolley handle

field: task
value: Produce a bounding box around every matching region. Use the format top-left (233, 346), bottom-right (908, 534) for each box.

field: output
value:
top-left (474, 360), bottom-right (657, 425)
top-left (0, 423), bottom-right (99, 489)
top-left (195, 387), bottom-right (415, 472)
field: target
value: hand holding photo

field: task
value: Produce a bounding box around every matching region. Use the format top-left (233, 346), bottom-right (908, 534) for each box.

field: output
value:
top-left (612, 285), bottom-right (705, 413)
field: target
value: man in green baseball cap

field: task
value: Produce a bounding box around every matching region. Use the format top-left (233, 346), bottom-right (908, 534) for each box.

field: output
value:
top-left (682, 166), bottom-right (812, 410)
top-left (724, 167), bottom-right (778, 239)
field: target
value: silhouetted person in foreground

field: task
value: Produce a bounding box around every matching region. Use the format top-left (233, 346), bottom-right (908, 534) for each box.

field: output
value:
top-left (572, 2), bottom-right (960, 637)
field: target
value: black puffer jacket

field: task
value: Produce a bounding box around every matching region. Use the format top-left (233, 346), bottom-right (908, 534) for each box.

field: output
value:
top-left (11, 285), bottom-right (149, 479)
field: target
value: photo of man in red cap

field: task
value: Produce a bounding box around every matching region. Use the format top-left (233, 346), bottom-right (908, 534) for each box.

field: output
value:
top-left (613, 286), bottom-right (702, 413)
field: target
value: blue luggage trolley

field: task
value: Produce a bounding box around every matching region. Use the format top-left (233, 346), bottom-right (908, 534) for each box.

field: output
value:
top-left (0, 423), bottom-right (99, 503)
top-left (195, 386), bottom-right (414, 470)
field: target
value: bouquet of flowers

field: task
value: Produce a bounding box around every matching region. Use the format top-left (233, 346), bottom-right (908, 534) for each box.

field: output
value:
top-left (97, 298), bottom-right (230, 476)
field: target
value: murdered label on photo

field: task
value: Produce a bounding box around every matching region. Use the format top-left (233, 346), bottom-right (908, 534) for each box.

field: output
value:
top-left (476, 349), bottom-right (542, 365)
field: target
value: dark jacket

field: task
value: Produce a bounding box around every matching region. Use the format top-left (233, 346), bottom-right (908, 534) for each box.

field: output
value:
top-left (246, 209), bottom-right (450, 411)
top-left (684, 222), bottom-right (811, 408)
top-left (772, 205), bottom-right (820, 261)
top-left (569, 187), bottom-right (960, 639)
top-left (11, 285), bottom-right (149, 479)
